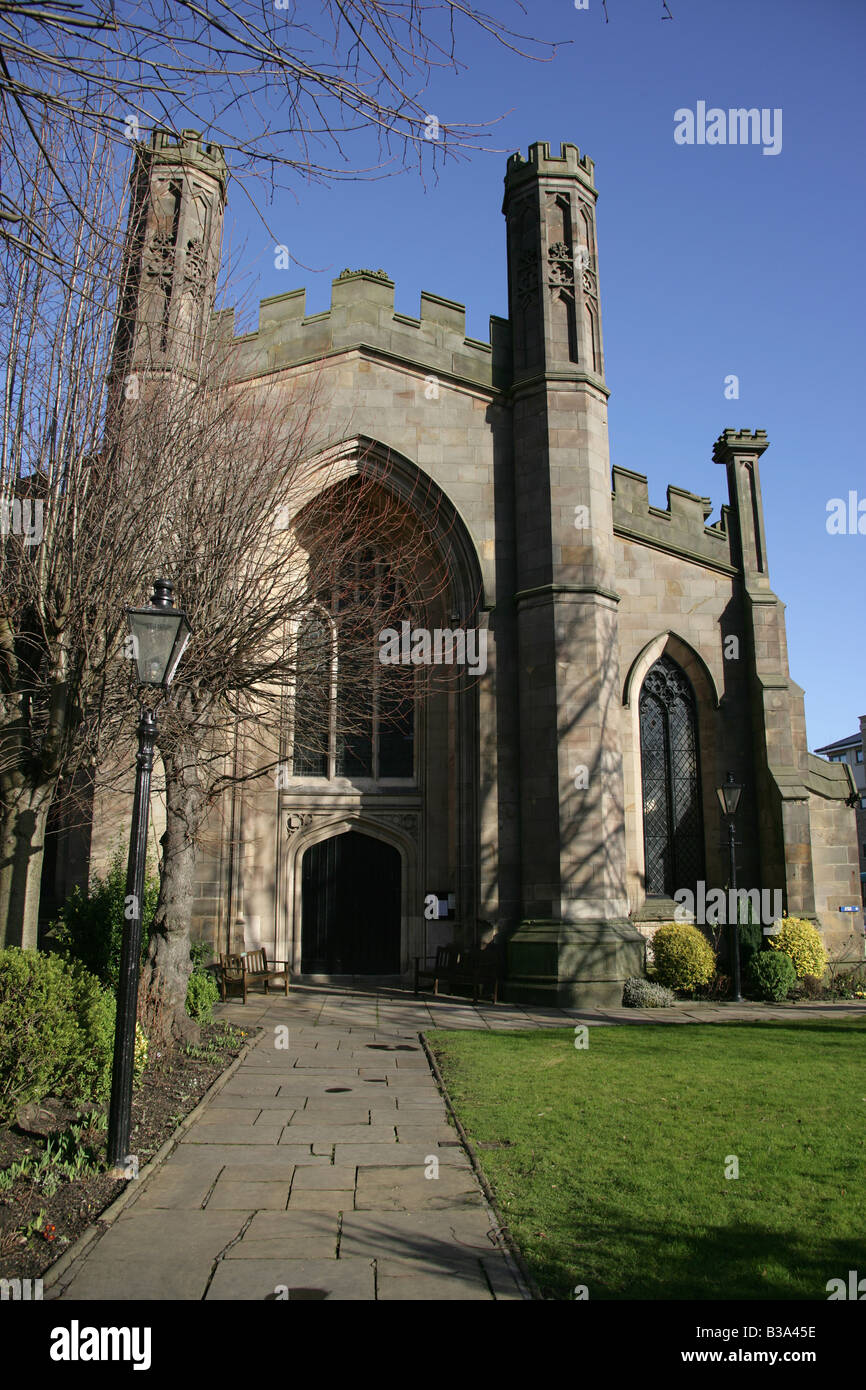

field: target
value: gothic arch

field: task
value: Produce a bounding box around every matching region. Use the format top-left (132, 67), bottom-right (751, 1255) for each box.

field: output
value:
top-left (274, 437), bottom-right (486, 976)
top-left (622, 631), bottom-right (721, 711)
top-left (280, 813), bottom-right (419, 976)
top-left (290, 435), bottom-right (488, 613)
top-left (622, 632), bottom-right (721, 912)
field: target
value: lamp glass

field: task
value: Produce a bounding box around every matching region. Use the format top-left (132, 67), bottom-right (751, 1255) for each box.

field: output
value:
top-left (128, 608), bottom-right (188, 688)
top-left (717, 780), bottom-right (743, 817)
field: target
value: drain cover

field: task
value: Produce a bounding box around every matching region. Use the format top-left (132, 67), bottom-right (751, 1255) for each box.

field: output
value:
top-left (366, 1043), bottom-right (419, 1052)
top-left (325, 1087), bottom-right (352, 1093)
top-left (363, 1078), bottom-right (387, 1084)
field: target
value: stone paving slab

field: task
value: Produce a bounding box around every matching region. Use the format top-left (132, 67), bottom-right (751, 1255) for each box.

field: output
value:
top-left (244, 1211), bottom-right (339, 1242)
top-left (286, 1190), bottom-right (352, 1212)
top-left (57, 1211), bottom-right (247, 1301)
top-left (180, 1122), bottom-right (285, 1145)
top-left (134, 1165), bottom-right (225, 1211)
top-left (338, 1209), bottom-right (497, 1260)
top-left (375, 1265), bottom-right (492, 1300)
top-left (332, 1143), bottom-right (471, 1168)
top-left (354, 1164), bottom-right (481, 1212)
top-left (209, 1180), bottom-right (292, 1210)
top-left (206, 1257), bottom-right (376, 1301)
top-left (197, 1106), bottom-right (264, 1126)
top-left (280, 1123), bottom-right (397, 1144)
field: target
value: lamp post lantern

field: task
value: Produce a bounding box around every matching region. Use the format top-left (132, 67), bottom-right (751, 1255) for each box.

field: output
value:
top-left (716, 772), bottom-right (744, 1004)
top-left (107, 579), bottom-right (191, 1175)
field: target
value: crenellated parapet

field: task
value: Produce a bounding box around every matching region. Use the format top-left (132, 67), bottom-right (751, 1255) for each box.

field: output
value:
top-left (504, 141), bottom-right (596, 197)
top-left (221, 270), bottom-right (512, 391)
top-left (612, 466), bottom-right (736, 572)
top-left (143, 128), bottom-right (228, 195)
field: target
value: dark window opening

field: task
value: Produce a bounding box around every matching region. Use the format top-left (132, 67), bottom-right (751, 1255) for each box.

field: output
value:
top-left (639, 655), bottom-right (705, 898)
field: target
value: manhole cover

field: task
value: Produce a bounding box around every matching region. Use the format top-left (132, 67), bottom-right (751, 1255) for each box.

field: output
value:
top-left (325, 1087), bottom-right (352, 1093)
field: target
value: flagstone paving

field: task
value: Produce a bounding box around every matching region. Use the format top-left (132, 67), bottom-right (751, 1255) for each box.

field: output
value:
top-left (47, 986), bottom-right (866, 1302)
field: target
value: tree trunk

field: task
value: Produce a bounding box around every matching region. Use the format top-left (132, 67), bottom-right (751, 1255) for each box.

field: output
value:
top-left (0, 785), bottom-right (53, 949)
top-left (139, 741), bottom-right (205, 1047)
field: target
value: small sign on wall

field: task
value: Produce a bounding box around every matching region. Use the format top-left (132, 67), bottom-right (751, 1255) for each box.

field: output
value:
top-left (425, 892), bottom-right (455, 920)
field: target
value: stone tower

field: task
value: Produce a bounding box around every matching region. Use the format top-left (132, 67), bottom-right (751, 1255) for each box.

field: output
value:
top-left (502, 142), bottom-right (643, 1004)
top-left (112, 129), bottom-right (228, 389)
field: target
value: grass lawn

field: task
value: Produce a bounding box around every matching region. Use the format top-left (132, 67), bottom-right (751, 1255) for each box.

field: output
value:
top-left (427, 1019), bottom-right (866, 1301)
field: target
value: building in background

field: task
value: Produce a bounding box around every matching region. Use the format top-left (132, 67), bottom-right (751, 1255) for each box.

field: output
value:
top-left (816, 720), bottom-right (866, 907)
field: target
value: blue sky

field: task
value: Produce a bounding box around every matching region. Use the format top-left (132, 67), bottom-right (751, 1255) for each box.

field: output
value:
top-left (220, 0), bottom-right (865, 750)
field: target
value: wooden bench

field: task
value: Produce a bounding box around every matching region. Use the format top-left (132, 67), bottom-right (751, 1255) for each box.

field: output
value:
top-left (219, 949), bottom-right (289, 1003)
top-left (457, 946), bottom-right (500, 1005)
top-left (414, 943), bottom-right (500, 1004)
top-left (414, 944), bottom-right (461, 997)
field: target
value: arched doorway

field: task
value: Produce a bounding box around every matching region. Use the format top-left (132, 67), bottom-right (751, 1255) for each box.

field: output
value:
top-left (301, 830), bottom-right (401, 973)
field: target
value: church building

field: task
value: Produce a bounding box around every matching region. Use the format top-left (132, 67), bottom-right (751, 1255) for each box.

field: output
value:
top-left (85, 131), bottom-right (863, 1004)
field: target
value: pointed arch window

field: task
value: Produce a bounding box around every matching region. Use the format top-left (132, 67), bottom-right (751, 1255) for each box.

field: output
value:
top-left (291, 552), bottom-right (414, 781)
top-left (639, 655), bottom-right (704, 897)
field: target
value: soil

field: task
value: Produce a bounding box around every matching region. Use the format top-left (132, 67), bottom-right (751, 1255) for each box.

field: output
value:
top-left (0, 1021), bottom-right (255, 1282)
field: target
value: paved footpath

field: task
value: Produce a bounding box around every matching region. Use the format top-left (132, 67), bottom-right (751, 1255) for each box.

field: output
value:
top-left (48, 987), bottom-right (866, 1302)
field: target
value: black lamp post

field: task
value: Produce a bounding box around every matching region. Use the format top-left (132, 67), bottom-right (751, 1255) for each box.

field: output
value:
top-left (107, 580), bottom-right (191, 1175)
top-left (717, 772), bottom-right (744, 1004)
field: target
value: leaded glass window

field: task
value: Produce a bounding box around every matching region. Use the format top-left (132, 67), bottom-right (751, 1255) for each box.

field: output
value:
top-left (291, 553), bottom-right (414, 781)
top-left (639, 656), bottom-right (704, 897)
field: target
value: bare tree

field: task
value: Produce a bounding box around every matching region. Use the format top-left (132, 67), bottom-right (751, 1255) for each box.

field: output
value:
top-left (0, 1), bottom-right (561, 261)
top-left (0, 116), bottom-right (193, 947)
top-left (112, 352), bottom-right (456, 1043)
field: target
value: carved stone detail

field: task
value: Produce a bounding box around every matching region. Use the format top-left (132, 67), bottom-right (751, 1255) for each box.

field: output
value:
top-left (183, 237), bottom-right (207, 297)
top-left (547, 240), bottom-right (575, 293)
top-left (286, 812), bottom-right (314, 836)
top-left (144, 230), bottom-right (175, 290)
top-left (338, 267), bottom-right (390, 280)
top-left (516, 249), bottom-right (538, 309)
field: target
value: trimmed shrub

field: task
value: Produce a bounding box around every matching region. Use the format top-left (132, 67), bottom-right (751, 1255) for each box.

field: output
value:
top-left (766, 916), bottom-right (827, 980)
top-left (622, 977), bottom-right (675, 1008)
top-left (737, 915), bottom-right (764, 976)
top-left (747, 949), bottom-right (796, 1002)
top-left (0, 948), bottom-right (116, 1122)
top-left (48, 845), bottom-right (160, 991)
top-left (651, 922), bottom-right (716, 992)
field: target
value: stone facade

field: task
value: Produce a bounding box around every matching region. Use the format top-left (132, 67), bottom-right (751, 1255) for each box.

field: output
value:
top-left (80, 133), bottom-right (863, 1001)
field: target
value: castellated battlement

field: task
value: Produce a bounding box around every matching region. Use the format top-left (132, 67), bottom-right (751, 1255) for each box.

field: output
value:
top-left (505, 141), bottom-right (596, 194)
top-left (142, 128), bottom-right (228, 191)
top-left (612, 465), bottom-right (736, 571)
top-left (218, 269), bottom-right (512, 390)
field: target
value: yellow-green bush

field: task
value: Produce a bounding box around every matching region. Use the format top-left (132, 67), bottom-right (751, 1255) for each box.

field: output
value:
top-left (651, 922), bottom-right (716, 992)
top-left (766, 915), bottom-right (827, 979)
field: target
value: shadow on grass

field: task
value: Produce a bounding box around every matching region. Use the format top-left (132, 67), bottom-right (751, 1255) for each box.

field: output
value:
top-left (517, 1203), bottom-right (863, 1302)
